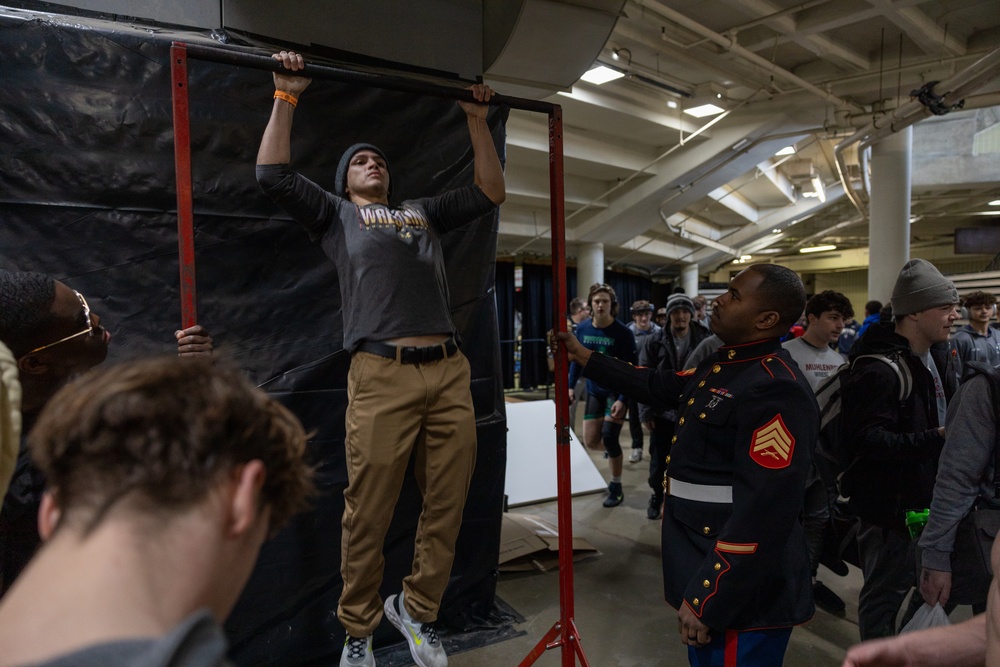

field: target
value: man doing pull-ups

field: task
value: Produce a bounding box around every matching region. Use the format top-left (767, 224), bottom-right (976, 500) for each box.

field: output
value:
top-left (256, 51), bottom-right (505, 667)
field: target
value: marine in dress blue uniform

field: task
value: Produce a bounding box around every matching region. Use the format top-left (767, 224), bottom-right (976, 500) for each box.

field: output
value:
top-left (559, 265), bottom-right (818, 666)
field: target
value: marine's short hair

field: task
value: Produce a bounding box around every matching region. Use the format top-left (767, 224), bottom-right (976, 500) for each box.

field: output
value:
top-left (0, 270), bottom-right (57, 357)
top-left (805, 290), bottom-right (854, 320)
top-left (746, 264), bottom-right (807, 331)
top-left (30, 356), bottom-right (315, 536)
top-left (864, 300), bottom-right (883, 316)
top-left (962, 291), bottom-right (996, 309)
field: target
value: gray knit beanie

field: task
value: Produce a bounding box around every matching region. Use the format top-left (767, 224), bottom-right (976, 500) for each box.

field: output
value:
top-left (890, 258), bottom-right (958, 316)
top-left (335, 143), bottom-right (392, 199)
top-left (665, 293), bottom-right (695, 317)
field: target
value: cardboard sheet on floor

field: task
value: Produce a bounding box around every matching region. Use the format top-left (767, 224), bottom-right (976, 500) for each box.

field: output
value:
top-left (499, 512), bottom-right (599, 572)
top-left (504, 399), bottom-right (606, 506)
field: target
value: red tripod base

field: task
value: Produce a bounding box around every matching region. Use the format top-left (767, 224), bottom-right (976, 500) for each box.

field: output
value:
top-left (517, 618), bottom-right (591, 667)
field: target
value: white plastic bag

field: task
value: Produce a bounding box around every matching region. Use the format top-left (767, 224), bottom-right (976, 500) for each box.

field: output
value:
top-left (900, 602), bottom-right (951, 634)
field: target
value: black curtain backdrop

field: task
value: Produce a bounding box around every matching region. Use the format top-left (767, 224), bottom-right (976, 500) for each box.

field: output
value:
top-left (495, 261), bottom-right (515, 388)
top-left (494, 261), bottom-right (651, 389)
top-left (0, 13), bottom-right (508, 666)
top-left (605, 272), bottom-right (658, 321)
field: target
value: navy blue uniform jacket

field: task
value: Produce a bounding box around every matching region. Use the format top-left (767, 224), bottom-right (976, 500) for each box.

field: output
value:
top-left (584, 337), bottom-right (818, 631)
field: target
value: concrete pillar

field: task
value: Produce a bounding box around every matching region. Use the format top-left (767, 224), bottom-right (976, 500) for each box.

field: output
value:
top-left (681, 263), bottom-right (699, 296)
top-left (577, 243), bottom-right (604, 299)
top-left (868, 126), bottom-right (912, 304)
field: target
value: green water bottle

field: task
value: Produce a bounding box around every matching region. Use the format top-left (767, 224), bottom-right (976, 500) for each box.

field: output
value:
top-left (905, 509), bottom-right (930, 539)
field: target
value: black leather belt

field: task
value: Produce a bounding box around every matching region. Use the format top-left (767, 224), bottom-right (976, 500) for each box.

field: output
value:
top-left (358, 337), bottom-right (459, 365)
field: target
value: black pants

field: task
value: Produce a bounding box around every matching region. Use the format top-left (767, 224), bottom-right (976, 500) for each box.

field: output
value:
top-left (648, 416), bottom-right (676, 497)
top-left (803, 466), bottom-right (832, 577)
top-left (628, 398), bottom-right (643, 450)
top-left (857, 521), bottom-right (926, 639)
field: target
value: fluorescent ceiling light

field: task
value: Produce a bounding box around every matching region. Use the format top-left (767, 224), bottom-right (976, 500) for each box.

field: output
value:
top-left (667, 100), bottom-right (678, 109)
top-left (580, 65), bottom-right (624, 85)
top-left (683, 103), bottom-right (725, 118)
top-left (799, 244), bottom-right (837, 254)
top-left (774, 146), bottom-right (796, 156)
top-left (989, 200), bottom-right (1000, 206)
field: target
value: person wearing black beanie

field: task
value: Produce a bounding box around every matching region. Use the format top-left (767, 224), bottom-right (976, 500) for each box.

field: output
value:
top-left (256, 50), bottom-right (505, 667)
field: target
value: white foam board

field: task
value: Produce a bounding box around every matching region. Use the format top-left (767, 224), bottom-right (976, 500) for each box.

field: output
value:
top-left (504, 400), bottom-right (607, 507)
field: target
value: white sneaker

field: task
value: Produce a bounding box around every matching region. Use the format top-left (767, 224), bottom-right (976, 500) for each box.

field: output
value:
top-left (629, 448), bottom-right (643, 463)
top-left (340, 634), bottom-right (374, 667)
top-left (384, 592), bottom-right (447, 667)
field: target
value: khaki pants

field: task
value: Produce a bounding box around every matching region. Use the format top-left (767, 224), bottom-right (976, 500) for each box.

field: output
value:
top-left (337, 350), bottom-right (477, 637)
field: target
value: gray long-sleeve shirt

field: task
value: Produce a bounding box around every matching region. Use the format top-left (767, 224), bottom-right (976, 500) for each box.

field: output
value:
top-left (256, 164), bottom-right (496, 353)
top-left (918, 373), bottom-right (998, 571)
top-left (953, 325), bottom-right (1000, 372)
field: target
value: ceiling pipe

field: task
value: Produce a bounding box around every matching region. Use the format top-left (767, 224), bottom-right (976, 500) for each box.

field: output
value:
top-left (833, 129), bottom-right (869, 222)
top-left (656, 128), bottom-right (828, 257)
top-left (563, 94), bottom-right (751, 222)
top-left (790, 217), bottom-right (864, 250)
top-left (834, 47), bottom-right (1000, 222)
top-left (961, 91), bottom-right (1000, 110)
top-left (719, 0), bottom-right (838, 37)
top-left (858, 143), bottom-right (871, 207)
top-left (666, 221), bottom-right (742, 255)
top-left (613, 20), bottom-right (779, 95)
top-left (506, 94), bottom-right (751, 257)
top-left (858, 48), bottom-right (1000, 152)
top-left (629, 0), bottom-right (863, 112)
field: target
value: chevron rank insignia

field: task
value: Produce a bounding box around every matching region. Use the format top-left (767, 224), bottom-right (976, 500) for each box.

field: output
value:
top-left (749, 414), bottom-right (795, 469)
top-left (676, 368), bottom-right (696, 377)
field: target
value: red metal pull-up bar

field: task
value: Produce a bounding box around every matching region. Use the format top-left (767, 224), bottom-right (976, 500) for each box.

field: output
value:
top-left (169, 40), bottom-right (586, 666)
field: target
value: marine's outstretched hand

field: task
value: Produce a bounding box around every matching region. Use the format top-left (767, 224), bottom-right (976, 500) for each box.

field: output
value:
top-left (554, 331), bottom-right (592, 367)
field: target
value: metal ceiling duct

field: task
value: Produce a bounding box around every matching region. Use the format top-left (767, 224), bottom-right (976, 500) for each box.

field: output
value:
top-left (484, 0), bottom-right (627, 98)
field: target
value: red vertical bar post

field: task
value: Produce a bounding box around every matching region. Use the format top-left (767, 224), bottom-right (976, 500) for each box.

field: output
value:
top-left (170, 43), bottom-right (198, 329)
top-left (549, 106), bottom-right (580, 667)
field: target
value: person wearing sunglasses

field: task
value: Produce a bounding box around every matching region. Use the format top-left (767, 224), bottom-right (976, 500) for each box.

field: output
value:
top-left (0, 269), bottom-right (212, 597)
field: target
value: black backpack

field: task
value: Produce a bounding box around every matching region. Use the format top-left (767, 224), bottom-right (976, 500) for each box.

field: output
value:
top-left (813, 353), bottom-right (913, 491)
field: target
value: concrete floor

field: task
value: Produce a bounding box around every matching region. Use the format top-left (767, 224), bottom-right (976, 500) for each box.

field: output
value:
top-left (445, 409), bottom-right (973, 667)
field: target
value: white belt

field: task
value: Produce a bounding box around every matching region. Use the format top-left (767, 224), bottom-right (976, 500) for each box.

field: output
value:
top-left (668, 478), bottom-right (733, 504)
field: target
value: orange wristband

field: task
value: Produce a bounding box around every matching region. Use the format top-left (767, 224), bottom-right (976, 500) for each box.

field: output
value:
top-left (273, 90), bottom-right (298, 107)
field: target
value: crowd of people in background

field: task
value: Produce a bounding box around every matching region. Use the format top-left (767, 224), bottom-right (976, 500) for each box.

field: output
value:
top-left (3, 250), bottom-right (998, 667)
top-left (557, 259), bottom-right (1000, 666)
